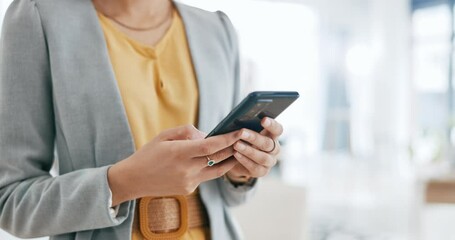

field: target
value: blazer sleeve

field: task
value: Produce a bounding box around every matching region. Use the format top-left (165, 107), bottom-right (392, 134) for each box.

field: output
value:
top-left (0, 1), bottom-right (131, 238)
top-left (215, 11), bottom-right (258, 207)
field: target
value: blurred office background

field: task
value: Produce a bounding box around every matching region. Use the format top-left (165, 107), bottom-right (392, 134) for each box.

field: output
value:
top-left (2, 0), bottom-right (455, 239)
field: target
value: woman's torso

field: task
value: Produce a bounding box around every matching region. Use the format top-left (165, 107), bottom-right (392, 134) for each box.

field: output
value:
top-left (98, 8), bottom-right (210, 240)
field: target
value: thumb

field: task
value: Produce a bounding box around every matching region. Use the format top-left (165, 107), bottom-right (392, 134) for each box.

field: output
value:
top-left (188, 128), bottom-right (207, 140)
top-left (158, 125), bottom-right (205, 141)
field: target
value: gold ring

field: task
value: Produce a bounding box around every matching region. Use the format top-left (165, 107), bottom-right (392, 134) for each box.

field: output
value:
top-left (206, 156), bottom-right (215, 167)
top-left (265, 139), bottom-right (276, 153)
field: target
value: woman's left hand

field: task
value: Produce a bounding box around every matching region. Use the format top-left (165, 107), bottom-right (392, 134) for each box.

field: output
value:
top-left (226, 117), bottom-right (283, 182)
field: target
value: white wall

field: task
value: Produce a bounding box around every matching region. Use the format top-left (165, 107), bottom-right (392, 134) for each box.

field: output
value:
top-left (0, 0), bottom-right (13, 30)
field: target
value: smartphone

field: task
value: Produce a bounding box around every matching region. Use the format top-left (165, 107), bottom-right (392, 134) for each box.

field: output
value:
top-left (206, 91), bottom-right (300, 137)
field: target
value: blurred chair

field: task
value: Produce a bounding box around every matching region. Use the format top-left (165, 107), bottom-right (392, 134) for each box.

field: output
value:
top-left (426, 176), bottom-right (455, 203)
top-left (231, 178), bottom-right (307, 240)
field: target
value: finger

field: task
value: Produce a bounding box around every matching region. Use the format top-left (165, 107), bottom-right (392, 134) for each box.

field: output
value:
top-left (239, 128), bottom-right (275, 153)
top-left (199, 158), bottom-right (239, 182)
top-left (259, 129), bottom-right (273, 138)
top-left (234, 141), bottom-right (276, 168)
top-left (207, 146), bottom-right (235, 164)
top-left (233, 151), bottom-right (268, 178)
top-left (193, 147), bottom-right (235, 170)
top-left (257, 131), bottom-right (282, 155)
top-left (185, 130), bottom-right (242, 157)
top-left (261, 117), bottom-right (283, 139)
top-left (228, 163), bottom-right (251, 177)
top-left (158, 125), bottom-right (205, 141)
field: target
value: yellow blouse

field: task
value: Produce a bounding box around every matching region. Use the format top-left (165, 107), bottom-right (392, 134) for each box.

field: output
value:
top-left (98, 10), bottom-right (209, 240)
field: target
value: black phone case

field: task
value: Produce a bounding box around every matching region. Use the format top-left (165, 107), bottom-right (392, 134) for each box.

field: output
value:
top-left (206, 91), bottom-right (299, 137)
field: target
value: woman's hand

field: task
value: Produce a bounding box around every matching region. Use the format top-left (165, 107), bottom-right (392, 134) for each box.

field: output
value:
top-left (226, 117), bottom-right (283, 183)
top-left (108, 125), bottom-right (241, 206)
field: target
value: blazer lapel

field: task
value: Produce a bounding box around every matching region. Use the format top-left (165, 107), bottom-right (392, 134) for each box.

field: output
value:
top-left (174, 3), bottom-right (234, 133)
top-left (42, 0), bottom-right (135, 169)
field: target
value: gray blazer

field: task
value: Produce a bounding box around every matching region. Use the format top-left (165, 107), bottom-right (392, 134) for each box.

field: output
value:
top-left (0, 0), bottom-right (256, 239)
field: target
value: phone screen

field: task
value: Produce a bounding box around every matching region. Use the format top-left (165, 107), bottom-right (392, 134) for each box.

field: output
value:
top-left (206, 91), bottom-right (299, 137)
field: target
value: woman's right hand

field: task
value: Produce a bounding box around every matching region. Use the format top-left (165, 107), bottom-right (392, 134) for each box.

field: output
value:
top-left (107, 125), bottom-right (242, 206)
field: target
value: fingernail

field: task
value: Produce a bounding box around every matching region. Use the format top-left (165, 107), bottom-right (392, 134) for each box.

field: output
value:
top-left (241, 130), bottom-right (250, 139)
top-left (236, 142), bottom-right (246, 151)
top-left (234, 152), bottom-right (243, 159)
top-left (263, 118), bottom-right (271, 127)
